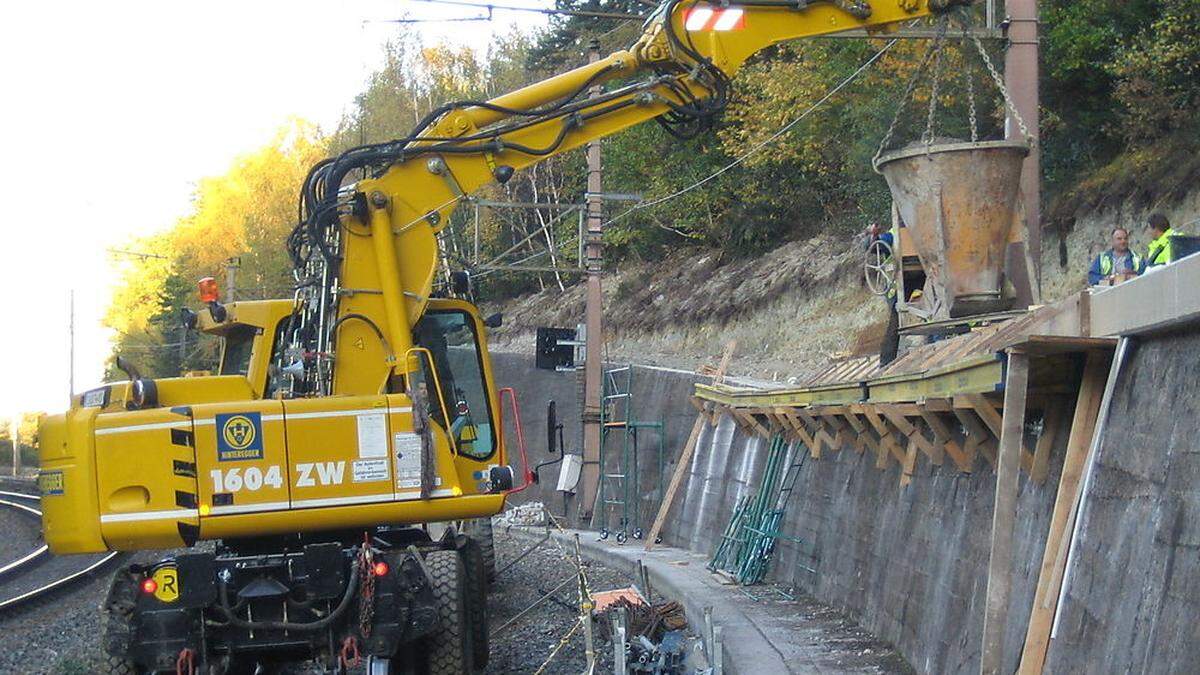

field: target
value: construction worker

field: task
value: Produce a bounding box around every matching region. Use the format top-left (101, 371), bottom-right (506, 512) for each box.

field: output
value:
top-left (866, 222), bottom-right (900, 365)
top-left (1088, 226), bottom-right (1144, 285)
top-left (1145, 213), bottom-right (1176, 269)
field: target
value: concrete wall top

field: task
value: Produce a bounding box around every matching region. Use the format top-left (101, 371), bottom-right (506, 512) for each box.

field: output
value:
top-left (1090, 253), bottom-right (1200, 337)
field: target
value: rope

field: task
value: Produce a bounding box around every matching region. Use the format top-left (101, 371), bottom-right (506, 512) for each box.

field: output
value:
top-left (532, 618), bottom-right (582, 675)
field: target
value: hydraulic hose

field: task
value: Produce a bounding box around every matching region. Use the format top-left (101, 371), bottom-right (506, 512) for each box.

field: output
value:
top-left (215, 559), bottom-right (361, 633)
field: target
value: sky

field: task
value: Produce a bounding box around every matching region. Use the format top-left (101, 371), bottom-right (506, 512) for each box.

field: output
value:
top-left (0, 1), bottom-right (548, 417)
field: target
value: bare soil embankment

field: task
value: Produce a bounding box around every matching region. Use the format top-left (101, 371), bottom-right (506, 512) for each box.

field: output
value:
top-left (488, 185), bottom-right (1200, 381)
top-left (486, 233), bottom-right (889, 382)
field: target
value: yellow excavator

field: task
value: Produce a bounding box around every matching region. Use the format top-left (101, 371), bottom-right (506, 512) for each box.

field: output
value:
top-left (38, 1), bottom-right (968, 672)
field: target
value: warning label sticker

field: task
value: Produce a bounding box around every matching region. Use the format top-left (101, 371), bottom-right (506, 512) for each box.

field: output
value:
top-left (394, 433), bottom-right (423, 489)
top-left (352, 459), bottom-right (390, 483)
top-left (356, 413), bottom-right (388, 458)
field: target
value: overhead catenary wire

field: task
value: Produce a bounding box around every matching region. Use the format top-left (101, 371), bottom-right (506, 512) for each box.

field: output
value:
top-left (602, 38), bottom-right (901, 230)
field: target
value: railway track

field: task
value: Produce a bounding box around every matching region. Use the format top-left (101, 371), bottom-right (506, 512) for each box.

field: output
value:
top-left (0, 489), bottom-right (121, 614)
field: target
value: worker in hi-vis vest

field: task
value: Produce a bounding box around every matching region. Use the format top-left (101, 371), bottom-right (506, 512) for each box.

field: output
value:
top-left (1088, 226), bottom-right (1144, 285)
top-left (1145, 213), bottom-right (1177, 268)
top-left (867, 222), bottom-right (900, 364)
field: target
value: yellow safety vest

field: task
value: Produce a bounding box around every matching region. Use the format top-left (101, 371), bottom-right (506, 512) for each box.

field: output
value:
top-left (1147, 228), bottom-right (1176, 267)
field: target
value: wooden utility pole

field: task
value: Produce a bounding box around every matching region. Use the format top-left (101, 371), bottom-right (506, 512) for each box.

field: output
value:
top-left (579, 40), bottom-right (604, 517)
top-left (226, 257), bottom-right (241, 302)
top-left (1006, 0), bottom-right (1041, 289)
top-left (10, 416), bottom-right (19, 477)
top-left (981, 349), bottom-right (1030, 674)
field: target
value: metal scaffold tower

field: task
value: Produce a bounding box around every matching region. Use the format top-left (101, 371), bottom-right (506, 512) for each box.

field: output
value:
top-left (592, 366), bottom-right (665, 544)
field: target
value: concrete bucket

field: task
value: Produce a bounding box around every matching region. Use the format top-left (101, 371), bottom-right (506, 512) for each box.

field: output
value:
top-left (876, 140), bottom-right (1029, 318)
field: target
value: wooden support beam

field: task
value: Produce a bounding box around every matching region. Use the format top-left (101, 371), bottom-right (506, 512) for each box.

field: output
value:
top-left (1018, 352), bottom-right (1110, 674)
top-left (954, 408), bottom-right (995, 468)
top-left (1030, 399), bottom-right (1065, 485)
top-left (778, 409), bottom-right (817, 452)
top-left (922, 411), bottom-right (973, 473)
top-left (880, 405), bottom-right (942, 466)
top-left (964, 393), bottom-right (1005, 438)
top-left (645, 341), bottom-right (735, 552)
top-left (797, 409), bottom-right (838, 454)
top-left (734, 410), bottom-right (771, 438)
top-left (981, 349), bottom-right (1030, 675)
top-left (861, 407), bottom-right (905, 467)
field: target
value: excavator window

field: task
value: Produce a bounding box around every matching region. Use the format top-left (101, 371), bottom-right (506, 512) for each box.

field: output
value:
top-left (412, 310), bottom-right (495, 461)
top-left (219, 325), bottom-right (258, 377)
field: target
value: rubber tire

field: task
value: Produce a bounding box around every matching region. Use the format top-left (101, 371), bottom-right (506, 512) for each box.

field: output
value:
top-left (465, 518), bottom-right (496, 582)
top-left (100, 569), bottom-right (141, 675)
top-left (462, 542), bottom-right (489, 670)
top-left (424, 550), bottom-right (472, 674)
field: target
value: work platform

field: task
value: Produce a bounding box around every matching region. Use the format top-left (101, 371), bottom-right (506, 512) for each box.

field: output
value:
top-left (692, 290), bottom-right (1116, 486)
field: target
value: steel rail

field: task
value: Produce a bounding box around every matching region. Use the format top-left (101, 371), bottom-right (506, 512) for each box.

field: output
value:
top-left (0, 498), bottom-right (50, 577)
top-left (0, 496), bottom-right (122, 613)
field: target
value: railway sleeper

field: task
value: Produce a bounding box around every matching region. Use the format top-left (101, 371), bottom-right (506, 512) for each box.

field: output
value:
top-left (101, 525), bottom-right (489, 674)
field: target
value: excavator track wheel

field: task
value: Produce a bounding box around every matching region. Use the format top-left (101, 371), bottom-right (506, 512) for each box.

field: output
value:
top-left (423, 550), bottom-right (472, 674)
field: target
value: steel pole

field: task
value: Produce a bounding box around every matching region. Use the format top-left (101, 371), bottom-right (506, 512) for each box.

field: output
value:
top-left (580, 40), bottom-right (604, 518)
top-left (1005, 0), bottom-right (1041, 291)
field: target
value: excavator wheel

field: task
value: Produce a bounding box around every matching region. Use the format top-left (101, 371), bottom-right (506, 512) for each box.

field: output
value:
top-left (462, 541), bottom-right (490, 669)
top-left (99, 568), bottom-right (141, 675)
top-left (423, 550), bottom-right (472, 674)
top-left (464, 518), bottom-right (496, 582)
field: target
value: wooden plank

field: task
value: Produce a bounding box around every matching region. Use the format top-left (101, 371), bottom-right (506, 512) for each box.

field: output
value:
top-left (1017, 352), bottom-right (1110, 674)
top-left (981, 350), bottom-right (1030, 675)
top-left (645, 341), bottom-right (736, 552)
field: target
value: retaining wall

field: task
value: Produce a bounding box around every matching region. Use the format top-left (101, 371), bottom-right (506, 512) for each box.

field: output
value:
top-left (1044, 330), bottom-right (1200, 672)
top-left (492, 340), bottom-right (1199, 673)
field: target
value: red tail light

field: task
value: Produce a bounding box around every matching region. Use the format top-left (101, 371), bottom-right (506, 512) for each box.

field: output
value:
top-left (141, 578), bottom-right (158, 594)
top-left (372, 561), bottom-right (389, 577)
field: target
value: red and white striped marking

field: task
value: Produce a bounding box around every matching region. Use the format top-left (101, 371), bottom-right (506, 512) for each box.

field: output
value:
top-left (684, 5), bottom-right (746, 31)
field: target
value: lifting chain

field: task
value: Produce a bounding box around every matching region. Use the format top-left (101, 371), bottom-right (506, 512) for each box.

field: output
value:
top-left (923, 21), bottom-right (947, 149)
top-left (357, 539), bottom-right (377, 639)
top-left (873, 17), bottom-right (950, 169)
top-left (970, 34), bottom-right (1031, 142)
top-left (961, 24), bottom-right (978, 142)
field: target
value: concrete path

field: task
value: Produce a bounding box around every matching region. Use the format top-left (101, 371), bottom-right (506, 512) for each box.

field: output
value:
top-left (507, 526), bottom-right (910, 675)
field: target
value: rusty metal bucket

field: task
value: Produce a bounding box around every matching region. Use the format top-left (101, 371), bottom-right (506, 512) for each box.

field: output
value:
top-left (876, 140), bottom-right (1029, 318)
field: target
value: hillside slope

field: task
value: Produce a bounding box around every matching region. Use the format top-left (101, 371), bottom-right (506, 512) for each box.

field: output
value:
top-left (486, 188), bottom-right (1200, 381)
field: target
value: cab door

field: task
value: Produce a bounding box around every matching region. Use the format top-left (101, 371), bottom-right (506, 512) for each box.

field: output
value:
top-left (95, 408), bottom-right (200, 550)
top-left (283, 396), bottom-right (395, 510)
top-left (191, 400), bottom-right (291, 522)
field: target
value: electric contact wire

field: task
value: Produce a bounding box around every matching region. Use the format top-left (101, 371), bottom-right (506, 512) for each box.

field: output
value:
top-left (602, 38), bottom-right (901, 230)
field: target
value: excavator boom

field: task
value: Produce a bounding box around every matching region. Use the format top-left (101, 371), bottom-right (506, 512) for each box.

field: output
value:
top-left (298, 0), bottom-right (971, 398)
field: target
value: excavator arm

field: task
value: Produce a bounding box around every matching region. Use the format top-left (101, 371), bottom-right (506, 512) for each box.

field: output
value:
top-left (294, 0), bottom-right (971, 395)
